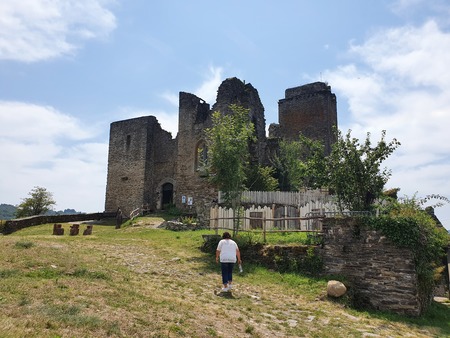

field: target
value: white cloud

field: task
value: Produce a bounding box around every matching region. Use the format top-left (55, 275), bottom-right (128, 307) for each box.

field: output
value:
top-left (324, 18), bottom-right (450, 228)
top-left (0, 0), bottom-right (117, 62)
top-left (350, 20), bottom-right (450, 88)
top-left (160, 92), bottom-right (179, 107)
top-left (194, 66), bottom-right (224, 103)
top-left (0, 102), bottom-right (107, 212)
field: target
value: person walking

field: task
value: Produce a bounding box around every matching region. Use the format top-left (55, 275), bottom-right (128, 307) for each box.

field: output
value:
top-left (115, 207), bottom-right (123, 229)
top-left (216, 232), bottom-right (242, 292)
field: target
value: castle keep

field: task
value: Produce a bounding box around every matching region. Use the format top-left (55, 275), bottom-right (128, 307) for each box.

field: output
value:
top-left (105, 78), bottom-right (337, 216)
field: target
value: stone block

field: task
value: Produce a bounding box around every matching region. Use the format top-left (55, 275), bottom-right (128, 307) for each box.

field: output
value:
top-left (69, 224), bottom-right (80, 236)
top-left (52, 223), bottom-right (64, 235)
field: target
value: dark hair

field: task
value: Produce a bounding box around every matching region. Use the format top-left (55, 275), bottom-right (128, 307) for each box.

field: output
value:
top-left (222, 232), bottom-right (231, 239)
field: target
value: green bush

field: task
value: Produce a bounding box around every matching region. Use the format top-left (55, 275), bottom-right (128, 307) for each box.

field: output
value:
top-left (180, 216), bottom-right (197, 225)
top-left (273, 246), bottom-right (323, 275)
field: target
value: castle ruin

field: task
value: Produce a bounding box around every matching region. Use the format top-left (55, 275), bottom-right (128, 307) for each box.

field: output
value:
top-left (104, 78), bottom-right (337, 217)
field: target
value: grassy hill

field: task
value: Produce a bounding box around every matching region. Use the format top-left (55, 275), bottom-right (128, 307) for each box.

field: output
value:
top-left (0, 216), bottom-right (449, 337)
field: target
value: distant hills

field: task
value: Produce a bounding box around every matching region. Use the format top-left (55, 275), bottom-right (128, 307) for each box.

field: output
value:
top-left (0, 204), bottom-right (81, 220)
top-left (0, 204), bottom-right (16, 220)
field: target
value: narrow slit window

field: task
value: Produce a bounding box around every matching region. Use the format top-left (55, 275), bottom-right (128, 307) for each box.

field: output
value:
top-left (126, 135), bottom-right (131, 151)
top-left (195, 140), bottom-right (208, 172)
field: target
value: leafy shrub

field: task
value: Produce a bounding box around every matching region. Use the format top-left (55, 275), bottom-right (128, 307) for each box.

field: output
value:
top-left (273, 247), bottom-right (323, 275)
top-left (180, 216), bottom-right (197, 225)
top-left (200, 235), bottom-right (221, 254)
top-left (166, 204), bottom-right (182, 216)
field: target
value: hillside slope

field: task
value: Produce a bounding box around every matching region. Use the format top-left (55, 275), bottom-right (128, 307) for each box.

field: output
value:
top-left (0, 218), bottom-right (448, 337)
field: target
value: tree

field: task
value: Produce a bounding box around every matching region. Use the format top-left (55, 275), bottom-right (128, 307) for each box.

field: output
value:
top-left (245, 164), bottom-right (279, 192)
top-left (328, 129), bottom-right (401, 212)
top-left (15, 186), bottom-right (56, 218)
top-left (272, 133), bottom-right (328, 191)
top-left (205, 105), bottom-right (255, 234)
top-left (272, 129), bottom-right (400, 212)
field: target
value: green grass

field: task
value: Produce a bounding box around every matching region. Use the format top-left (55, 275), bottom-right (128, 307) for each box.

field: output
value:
top-left (0, 216), bottom-right (449, 337)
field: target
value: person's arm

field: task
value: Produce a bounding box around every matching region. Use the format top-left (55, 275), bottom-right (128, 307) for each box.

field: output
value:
top-left (216, 250), bottom-right (220, 263)
top-left (236, 247), bottom-right (242, 264)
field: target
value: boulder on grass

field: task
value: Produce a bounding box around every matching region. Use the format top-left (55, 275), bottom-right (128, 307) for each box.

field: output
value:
top-left (327, 280), bottom-right (347, 298)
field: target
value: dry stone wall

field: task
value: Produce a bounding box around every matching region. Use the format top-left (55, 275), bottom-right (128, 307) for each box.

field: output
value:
top-left (2, 212), bottom-right (115, 235)
top-left (320, 217), bottom-right (423, 316)
top-left (225, 216), bottom-right (427, 316)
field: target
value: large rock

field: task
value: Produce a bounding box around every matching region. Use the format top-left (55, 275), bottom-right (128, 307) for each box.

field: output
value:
top-left (327, 280), bottom-right (347, 297)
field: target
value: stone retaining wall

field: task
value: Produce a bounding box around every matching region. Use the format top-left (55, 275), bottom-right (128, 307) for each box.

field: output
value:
top-left (210, 217), bottom-right (427, 316)
top-left (320, 217), bottom-right (423, 316)
top-left (1, 212), bottom-right (116, 235)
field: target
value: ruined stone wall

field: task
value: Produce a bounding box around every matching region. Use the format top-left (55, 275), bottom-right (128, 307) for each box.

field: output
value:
top-left (278, 82), bottom-right (337, 154)
top-left (175, 78), bottom-right (269, 218)
top-left (150, 122), bottom-right (177, 210)
top-left (211, 78), bottom-right (267, 163)
top-left (105, 116), bottom-right (176, 215)
top-left (105, 78), bottom-right (338, 217)
top-left (175, 91), bottom-right (216, 215)
top-left (321, 217), bottom-right (423, 316)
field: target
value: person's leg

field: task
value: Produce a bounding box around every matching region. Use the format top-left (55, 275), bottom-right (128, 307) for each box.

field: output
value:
top-left (220, 263), bottom-right (229, 288)
top-left (227, 263), bottom-right (234, 288)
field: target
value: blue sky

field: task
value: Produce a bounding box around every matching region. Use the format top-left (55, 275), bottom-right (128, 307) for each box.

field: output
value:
top-left (1, 0), bottom-right (450, 229)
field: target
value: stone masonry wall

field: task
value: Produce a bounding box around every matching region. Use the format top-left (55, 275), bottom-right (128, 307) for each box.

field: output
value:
top-left (211, 78), bottom-right (267, 163)
top-left (321, 217), bottom-right (423, 316)
top-left (175, 78), bottom-right (269, 220)
top-left (105, 116), bottom-right (176, 215)
top-left (233, 217), bottom-right (426, 316)
top-left (278, 82), bottom-right (337, 154)
top-left (2, 212), bottom-right (115, 235)
top-left (176, 91), bottom-right (216, 216)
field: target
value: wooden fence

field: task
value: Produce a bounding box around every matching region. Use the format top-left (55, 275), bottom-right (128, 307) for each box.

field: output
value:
top-left (218, 189), bottom-right (334, 207)
top-left (211, 188), bottom-right (343, 231)
top-left (209, 206), bottom-right (327, 242)
top-left (209, 205), bottom-right (329, 232)
top-left (210, 190), bottom-right (359, 239)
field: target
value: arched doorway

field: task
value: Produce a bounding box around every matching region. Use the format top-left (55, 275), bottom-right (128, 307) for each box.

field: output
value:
top-left (161, 183), bottom-right (174, 209)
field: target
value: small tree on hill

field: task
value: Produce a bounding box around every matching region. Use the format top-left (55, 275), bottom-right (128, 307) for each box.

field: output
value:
top-left (15, 186), bottom-right (56, 218)
top-left (328, 129), bottom-right (401, 212)
top-left (271, 129), bottom-right (400, 213)
top-left (205, 105), bottom-right (255, 234)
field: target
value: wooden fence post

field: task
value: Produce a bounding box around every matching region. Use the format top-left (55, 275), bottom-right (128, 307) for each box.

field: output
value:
top-left (263, 215), bottom-right (266, 243)
top-left (284, 206), bottom-right (288, 230)
top-left (214, 206), bottom-right (218, 235)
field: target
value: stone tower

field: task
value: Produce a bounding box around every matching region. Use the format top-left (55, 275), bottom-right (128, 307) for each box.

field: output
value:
top-left (104, 116), bottom-right (176, 216)
top-left (277, 82), bottom-right (337, 154)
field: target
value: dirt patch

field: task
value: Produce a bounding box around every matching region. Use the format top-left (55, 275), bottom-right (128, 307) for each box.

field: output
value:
top-left (132, 219), bottom-right (164, 228)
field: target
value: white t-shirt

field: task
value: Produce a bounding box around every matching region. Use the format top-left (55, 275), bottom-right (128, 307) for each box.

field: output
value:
top-left (217, 239), bottom-right (239, 263)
